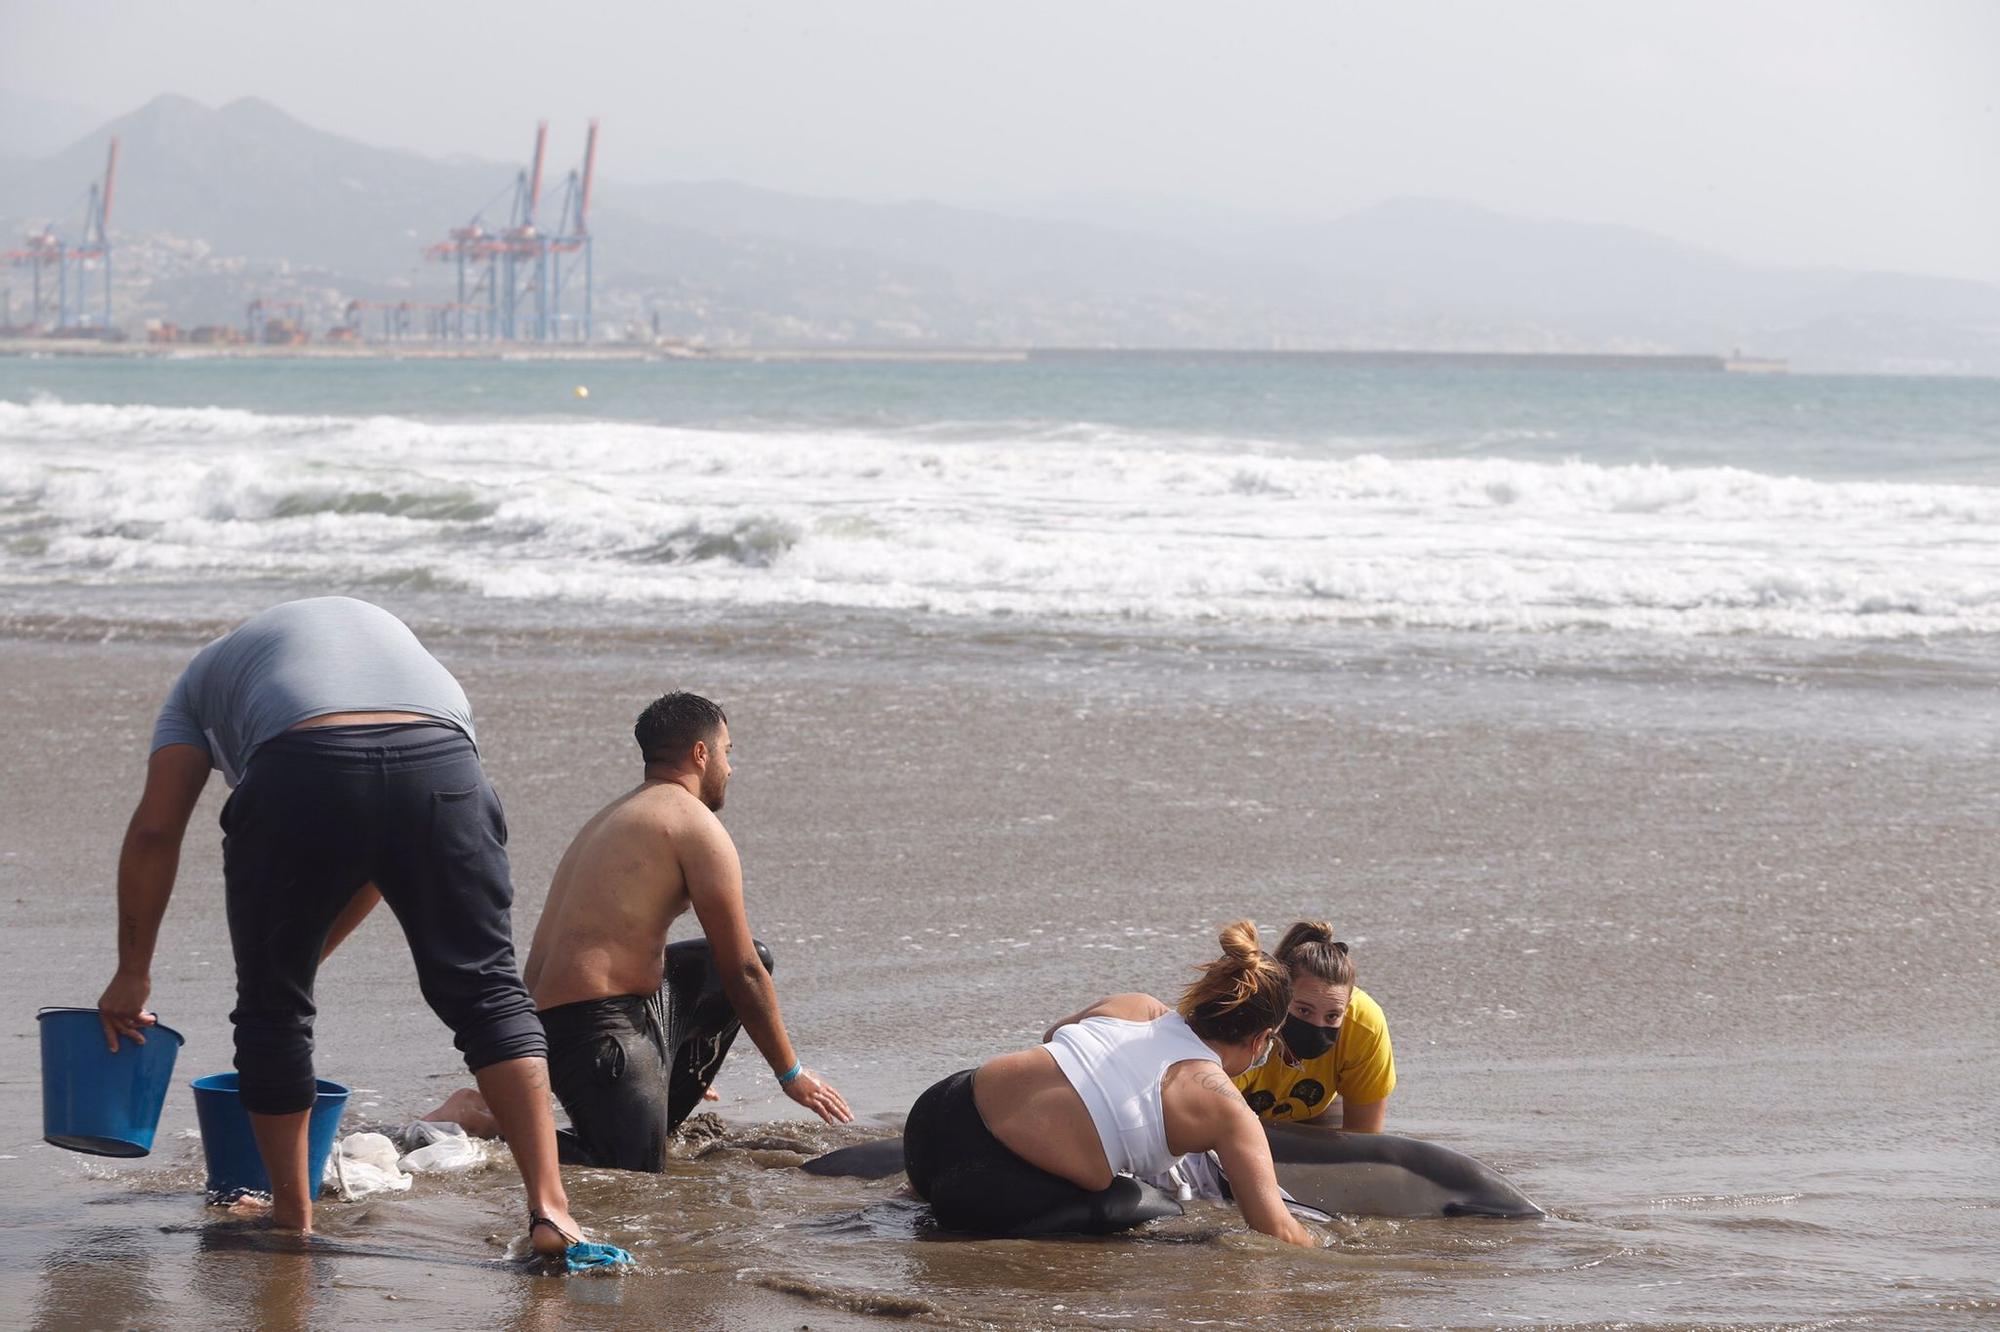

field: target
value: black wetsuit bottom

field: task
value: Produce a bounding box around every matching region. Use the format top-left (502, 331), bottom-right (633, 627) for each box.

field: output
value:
top-left (902, 1068), bottom-right (1179, 1236)
top-left (541, 938), bottom-right (773, 1171)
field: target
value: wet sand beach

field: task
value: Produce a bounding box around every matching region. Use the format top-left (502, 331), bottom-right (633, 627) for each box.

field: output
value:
top-left (2, 606), bottom-right (1996, 1330)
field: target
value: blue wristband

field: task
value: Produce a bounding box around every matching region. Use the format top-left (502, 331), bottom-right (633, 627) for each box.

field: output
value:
top-left (777, 1062), bottom-right (803, 1086)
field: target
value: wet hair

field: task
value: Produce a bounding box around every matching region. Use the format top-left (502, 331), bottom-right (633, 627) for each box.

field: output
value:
top-left (1177, 920), bottom-right (1292, 1045)
top-left (1273, 920), bottom-right (1356, 989)
top-left (634, 692), bottom-right (728, 766)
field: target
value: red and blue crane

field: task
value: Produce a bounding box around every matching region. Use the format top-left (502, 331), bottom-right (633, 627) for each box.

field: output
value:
top-left (7, 138), bottom-right (120, 334)
top-left (426, 121), bottom-right (597, 342)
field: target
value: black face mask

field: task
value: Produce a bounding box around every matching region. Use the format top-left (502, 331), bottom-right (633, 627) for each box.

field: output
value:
top-left (1281, 1014), bottom-right (1340, 1060)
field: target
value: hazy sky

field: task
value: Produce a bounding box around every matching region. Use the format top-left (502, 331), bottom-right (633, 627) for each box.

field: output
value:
top-left (4, 0), bottom-right (1996, 283)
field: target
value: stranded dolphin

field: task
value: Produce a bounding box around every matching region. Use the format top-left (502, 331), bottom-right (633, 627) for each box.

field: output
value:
top-left (801, 1123), bottom-right (1541, 1221)
top-left (1256, 1121), bottom-right (1542, 1219)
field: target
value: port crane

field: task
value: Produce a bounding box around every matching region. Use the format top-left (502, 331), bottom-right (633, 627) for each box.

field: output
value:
top-left (425, 121), bottom-right (597, 341)
top-left (6, 138), bottom-right (120, 333)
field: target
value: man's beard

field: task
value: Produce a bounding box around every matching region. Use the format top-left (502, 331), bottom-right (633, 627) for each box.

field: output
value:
top-left (700, 770), bottom-right (727, 811)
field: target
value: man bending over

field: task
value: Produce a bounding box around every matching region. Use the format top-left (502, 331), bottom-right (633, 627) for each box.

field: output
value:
top-left (95, 597), bottom-right (586, 1257)
top-left (510, 691), bottom-right (849, 1169)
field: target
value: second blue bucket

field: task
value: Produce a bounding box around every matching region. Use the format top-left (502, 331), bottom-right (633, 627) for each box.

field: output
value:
top-left (190, 1073), bottom-right (350, 1202)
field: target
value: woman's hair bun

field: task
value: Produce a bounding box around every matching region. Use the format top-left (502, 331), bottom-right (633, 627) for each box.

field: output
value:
top-left (1179, 920), bottom-right (1291, 1043)
top-left (1282, 919), bottom-right (1334, 949)
top-left (1218, 919), bottom-right (1261, 959)
top-left (1275, 918), bottom-right (1355, 986)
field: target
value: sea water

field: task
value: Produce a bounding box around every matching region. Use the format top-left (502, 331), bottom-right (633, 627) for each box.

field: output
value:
top-left (5, 357), bottom-right (2000, 642)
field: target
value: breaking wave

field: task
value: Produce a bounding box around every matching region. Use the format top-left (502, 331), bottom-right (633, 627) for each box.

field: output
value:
top-left (4, 398), bottom-right (1997, 638)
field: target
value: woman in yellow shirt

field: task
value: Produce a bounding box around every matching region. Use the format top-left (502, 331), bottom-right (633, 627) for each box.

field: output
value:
top-left (1233, 920), bottom-right (1396, 1131)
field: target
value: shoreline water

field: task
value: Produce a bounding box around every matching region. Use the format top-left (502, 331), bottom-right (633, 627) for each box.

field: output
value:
top-left (3, 358), bottom-right (1996, 1327)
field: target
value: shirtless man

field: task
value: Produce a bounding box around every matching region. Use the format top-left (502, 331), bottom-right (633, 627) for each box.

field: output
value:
top-left (518, 691), bottom-right (850, 1170)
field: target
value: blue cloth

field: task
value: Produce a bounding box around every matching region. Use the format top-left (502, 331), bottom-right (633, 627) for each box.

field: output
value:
top-left (565, 1242), bottom-right (635, 1274)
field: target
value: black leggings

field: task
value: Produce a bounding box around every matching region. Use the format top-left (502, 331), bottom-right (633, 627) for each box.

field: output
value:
top-left (902, 1069), bottom-right (1180, 1236)
top-left (221, 723), bottom-right (544, 1116)
top-left (542, 938), bottom-right (773, 1172)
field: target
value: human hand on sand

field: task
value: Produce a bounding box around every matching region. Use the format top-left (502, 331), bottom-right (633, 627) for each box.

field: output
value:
top-left (96, 971), bottom-right (157, 1051)
top-left (783, 1068), bottom-right (853, 1125)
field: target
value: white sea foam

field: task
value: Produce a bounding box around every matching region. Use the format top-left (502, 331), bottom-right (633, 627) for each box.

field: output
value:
top-left (4, 399), bottom-right (1997, 638)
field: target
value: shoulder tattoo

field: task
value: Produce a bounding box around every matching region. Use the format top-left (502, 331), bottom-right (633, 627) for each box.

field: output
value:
top-left (1192, 1065), bottom-right (1241, 1101)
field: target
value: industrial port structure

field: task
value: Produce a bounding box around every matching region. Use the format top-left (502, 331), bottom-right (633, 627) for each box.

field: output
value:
top-left (424, 120), bottom-right (600, 343)
top-left (1, 116), bottom-right (1800, 370)
top-left (4, 120), bottom-right (600, 346)
top-left (5, 138), bottom-right (120, 336)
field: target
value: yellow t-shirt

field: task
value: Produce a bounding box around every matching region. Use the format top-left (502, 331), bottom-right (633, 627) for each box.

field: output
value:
top-left (1233, 985), bottom-right (1396, 1123)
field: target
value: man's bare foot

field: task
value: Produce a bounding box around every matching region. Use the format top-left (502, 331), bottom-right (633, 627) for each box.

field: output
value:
top-left (528, 1210), bottom-right (582, 1260)
top-left (424, 1087), bottom-right (501, 1139)
top-left (227, 1192), bottom-right (312, 1234)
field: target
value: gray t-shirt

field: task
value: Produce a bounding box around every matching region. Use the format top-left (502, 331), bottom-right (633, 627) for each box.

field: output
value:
top-left (151, 597), bottom-right (476, 785)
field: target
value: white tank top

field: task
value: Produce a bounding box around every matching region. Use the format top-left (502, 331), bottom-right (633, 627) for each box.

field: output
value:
top-left (1043, 1010), bottom-right (1220, 1178)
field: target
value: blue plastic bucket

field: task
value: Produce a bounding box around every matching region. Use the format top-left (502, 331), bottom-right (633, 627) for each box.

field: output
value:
top-left (38, 1007), bottom-right (185, 1157)
top-left (189, 1073), bottom-right (350, 1202)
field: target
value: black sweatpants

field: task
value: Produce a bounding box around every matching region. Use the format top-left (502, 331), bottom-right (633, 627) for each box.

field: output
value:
top-left (542, 938), bottom-right (773, 1172)
top-left (220, 723), bottom-right (545, 1116)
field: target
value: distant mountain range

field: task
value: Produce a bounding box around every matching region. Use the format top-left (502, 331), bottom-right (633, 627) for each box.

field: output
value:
top-left (4, 92), bottom-right (1997, 372)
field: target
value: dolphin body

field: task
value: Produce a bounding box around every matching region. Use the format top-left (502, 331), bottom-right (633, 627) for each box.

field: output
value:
top-left (798, 1136), bottom-right (912, 1179)
top-left (800, 1123), bottom-right (1542, 1221)
top-left (1258, 1121), bottom-right (1542, 1219)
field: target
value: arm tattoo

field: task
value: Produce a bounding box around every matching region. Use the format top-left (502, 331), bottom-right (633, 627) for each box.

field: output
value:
top-left (1192, 1066), bottom-right (1241, 1101)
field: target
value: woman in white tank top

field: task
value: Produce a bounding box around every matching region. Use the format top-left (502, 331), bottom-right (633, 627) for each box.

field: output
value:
top-left (901, 922), bottom-right (1316, 1247)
